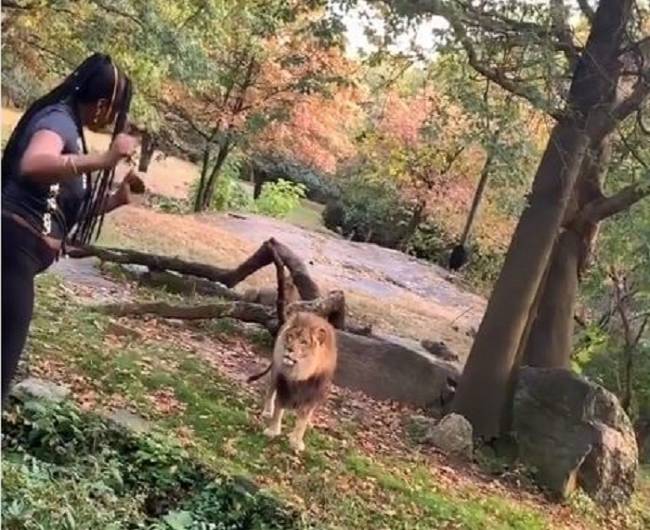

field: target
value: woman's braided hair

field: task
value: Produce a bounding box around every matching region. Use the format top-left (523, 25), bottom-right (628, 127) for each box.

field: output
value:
top-left (2, 52), bottom-right (133, 245)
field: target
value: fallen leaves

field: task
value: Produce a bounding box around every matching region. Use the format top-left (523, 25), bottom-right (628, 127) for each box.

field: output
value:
top-left (146, 387), bottom-right (186, 415)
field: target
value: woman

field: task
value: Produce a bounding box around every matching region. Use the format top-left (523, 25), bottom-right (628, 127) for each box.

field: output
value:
top-left (2, 53), bottom-right (143, 401)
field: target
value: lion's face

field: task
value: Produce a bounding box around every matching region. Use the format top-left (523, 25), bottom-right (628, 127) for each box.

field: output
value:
top-left (279, 321), bottom-right (328, 379)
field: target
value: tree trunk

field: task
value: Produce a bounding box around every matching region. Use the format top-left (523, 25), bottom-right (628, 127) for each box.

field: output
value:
top-left (253, 171), bottom-right (266, 199)
top-left (399, 201), bottom-right (426, 251)
top-left (451, 123), bottom-right (589, 437)
top-left (199, 139), bottom-right (231, 212)
top-left (138, 131), bottom-right (156, 173)
top-left (452, 0), bottom-right (632, 438)
top-left (621, 346), bottom-right (633, 413)
top-left (522, 229), bottom-right (582, 368)
top-left (194, 145), bottom-right (213, 212)
top-left (460, 152), bottom-right (493, 247)
top-left (522, 138), bottom-right (612, 368)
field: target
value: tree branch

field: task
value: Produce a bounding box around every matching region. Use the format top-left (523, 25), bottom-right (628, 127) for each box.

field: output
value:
top-left (96, 300), bottom-right (278, 329)
top-left (382, 0), bottom-right (568, 117)
top-left (580, 176), bottom-right (650, 222)
top-left (576, 0), bottom-right (595, 22)
top-left (88, 0), bottom-right (144, 29)
top-left (549, 0), bottom-right (581, 69)
top-left (94, 290), bottom-right (348, 335)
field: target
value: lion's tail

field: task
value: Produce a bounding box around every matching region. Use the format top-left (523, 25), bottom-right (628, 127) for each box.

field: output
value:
top-left (247, 363), bottom-right (272, 383)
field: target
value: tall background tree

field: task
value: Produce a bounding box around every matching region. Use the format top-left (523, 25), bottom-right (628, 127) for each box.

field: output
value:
top-left (343, 0), bottom-right (650, 437)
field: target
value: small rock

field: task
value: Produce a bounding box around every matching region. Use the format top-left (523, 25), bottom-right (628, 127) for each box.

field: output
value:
top-left (106, 408), bottom-right (151, 433)
top-left (232, 475), bottom-right (259, 494)
top-left (420, 340), bottom-right (459, 363)
top-left (406, 414), bottom-right (437, 444)
top-left (425, 413), bottom-right (473, 459)
top-left (12, 378), bottom-right (70, 403)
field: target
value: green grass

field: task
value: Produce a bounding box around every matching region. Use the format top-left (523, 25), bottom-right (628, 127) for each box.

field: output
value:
top-left (9, 273), bottom-right (643, 529)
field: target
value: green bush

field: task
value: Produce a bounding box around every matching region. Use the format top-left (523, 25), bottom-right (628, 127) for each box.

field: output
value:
top-left (249, 155), bottom-right (338, 204)
top-left (322, 174), bottom-right (411, 247)
top-left (1, 398), bottom-right (305, 529)
top-left (324, 174), bottom-right (505, 292)
top-left (255, 179), bottom-right (306, 218)
top-left (189, 173), bottom-right (254, 213)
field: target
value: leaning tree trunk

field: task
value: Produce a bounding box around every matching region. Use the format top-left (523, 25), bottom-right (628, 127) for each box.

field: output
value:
top-left (521, 229), bottom-right (582, 368)
top-left (522, 138), bottom-right (612, 368)
top-left (452, 0), bottom-right (632, 439)
top-left (399, 200), bottom-right (426, 251)
top-left (199, 139), bottom-right (231, 212)
top-left (460, 152), bottom-right (493, 248)
top-left (138, 131), bottom-right (156, 173)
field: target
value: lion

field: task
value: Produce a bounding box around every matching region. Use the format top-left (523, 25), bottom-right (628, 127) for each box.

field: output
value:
top-left (247, 311), bottom-right (337, 452)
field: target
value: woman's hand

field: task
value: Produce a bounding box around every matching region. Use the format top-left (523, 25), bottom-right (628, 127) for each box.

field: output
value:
top-left (116, 168), bottom-right (145, 206)
top-left (104, 133), bottom-right (138, 168)
top-left (104, 169), bottom-right (146, 213)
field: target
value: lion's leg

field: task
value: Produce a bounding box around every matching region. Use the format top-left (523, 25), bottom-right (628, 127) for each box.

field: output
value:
top-left (289, 406), bottom-right (315, 453)
top-left (262, 385), bottom-right (276, 419)
top-left (263, 403), bottom-right (284, 438)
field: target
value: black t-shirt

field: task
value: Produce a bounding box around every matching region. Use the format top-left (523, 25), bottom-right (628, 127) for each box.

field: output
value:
top-left (2, 101), bottom-right (88, 239)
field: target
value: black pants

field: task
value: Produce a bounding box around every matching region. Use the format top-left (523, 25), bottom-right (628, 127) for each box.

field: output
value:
top-left (1, 218), bottom-right (54, 403)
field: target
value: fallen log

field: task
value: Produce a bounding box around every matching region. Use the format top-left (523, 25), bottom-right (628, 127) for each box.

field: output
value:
top-left (286, 290), bottom-right (345, 330)
top-left (97, 300), bottom-right (278, 330)
top-left (69, 238), bottom-right (320, 298)
top-left (68, 245), bottom-right (232, 283)
top-left (94, 290), bottom-right (347, 335)
top-left (130, 270), bottom-right (242, 300)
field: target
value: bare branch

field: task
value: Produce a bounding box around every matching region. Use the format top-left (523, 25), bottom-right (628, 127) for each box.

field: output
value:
top-left (88, 0), bottom-right (144, 29)
top-left (380, 0), bottom-right (564, 117)
top-left (549, 0), bottom-right (581, 68)
top-left (635, 316), bottom-right (649, 346)
top-left (580, 176), bottom-right (650, 222)
top-left (576, 0), bottom-right (595, 22)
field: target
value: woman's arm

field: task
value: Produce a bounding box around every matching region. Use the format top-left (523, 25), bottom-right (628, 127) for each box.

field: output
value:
top-left (20, 130), bottom-right (137, 184)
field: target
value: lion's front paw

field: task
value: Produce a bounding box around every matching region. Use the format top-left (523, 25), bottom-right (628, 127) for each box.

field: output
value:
top-left (288, 435), bottom-right (305, 453)
top-left (263, 426), bottom-right (281, 438)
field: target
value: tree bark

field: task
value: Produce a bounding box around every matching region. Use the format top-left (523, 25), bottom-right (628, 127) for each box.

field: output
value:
top-left (522, 229), bottom-right (582, 368)
top-left (522, 137), bottom-right (612, 368)
top-left (200, 138), bottom-right (232, 211)
top-left (452, 0), bottom-right (632, 438)
top-left (96, 290), bottom-right (346, 336)
top-left (138, 131), bottom-right (156, 173)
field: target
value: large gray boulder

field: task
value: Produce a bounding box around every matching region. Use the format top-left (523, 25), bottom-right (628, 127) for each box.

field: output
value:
top-left (334, 331), bottom-right (460, 410)
top-left (513, 367), bottom-right (638, 506)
